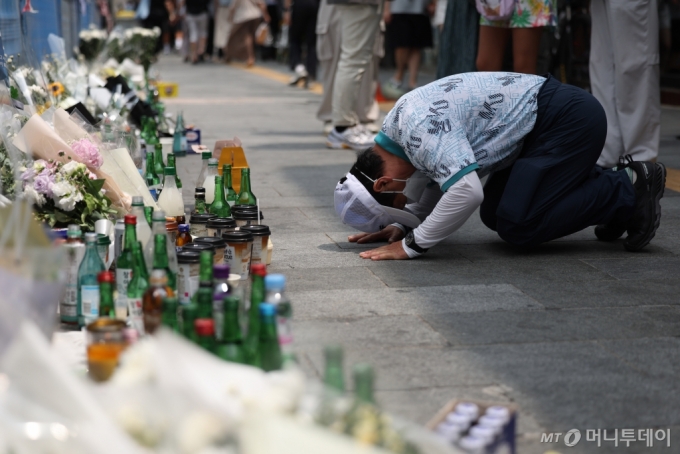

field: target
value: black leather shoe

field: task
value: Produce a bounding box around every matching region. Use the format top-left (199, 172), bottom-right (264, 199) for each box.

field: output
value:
top-left (594, 222), bottom-right (627, 242)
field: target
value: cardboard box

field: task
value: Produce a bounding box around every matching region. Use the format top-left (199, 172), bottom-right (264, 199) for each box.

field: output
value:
top-left (186, 128), bottom-right (201, 147)
top-left (427, 399), bottom-right (518, 454)
top-left (155, 81), bottom-right (179, 98)
top-left (214, 137), bottom-right (249, 193)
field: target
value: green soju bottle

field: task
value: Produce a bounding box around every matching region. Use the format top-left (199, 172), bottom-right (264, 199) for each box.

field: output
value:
top-left (78, 233), bottom-right (106, 327)
top-left (196, 284), bottom-right (214, 319)
top-left (216, 296), bottom-right (246, 364)
top-left (98, 271), bottom-right (115, 318)
top-left (195, 318), bottom-right (216, 352)
top-left (152, 234), bottom-right (177, 291)
top-left (343, 364), bottom-right (381, 445)
top-left (144, 206), bottom-right (154, 226)
top-left (161, 297), bottom-right (181, 332)
top-left (167, 154), bottom-right (183, 191)
top-left (181, 303), bottom-right (199, 343)
top-left (153, 143), bottom-right (165, 182)
top-left (115, 215), bottom-right (138, 321)
top-left (191, 250), bottom-right (214, 304)
top-left (127, 241), bottom-right (149, 335)
top-left (245, 263), bottom-right (267, 365)
top-left (145, 151), bottom-right (161, 199)
top-left (223, 164), bottom-right (238, 207)
top-left (208, 175), bottom-right (231, 217)
top-left (194, 187), bottom-right (207, 214)
top-left (237, 168), bottom-right (257, 206)
top-left (324, 345), bottom-right (345, 393)
top-left (172, 112), bottom-right (186, 157)
top-left (257, 303), bottom-right (282, 372)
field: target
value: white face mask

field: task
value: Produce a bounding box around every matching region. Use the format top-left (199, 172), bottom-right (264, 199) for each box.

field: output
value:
top-left (360, 170), bottom-right (430, 204)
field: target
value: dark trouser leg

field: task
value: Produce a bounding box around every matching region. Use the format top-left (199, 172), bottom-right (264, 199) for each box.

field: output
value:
top-left (289, 7), bottom-right (304, 70)
top-left (488, 76), bottom-right (637, 247)
top-left (304, 5), bottom-right (319, 78)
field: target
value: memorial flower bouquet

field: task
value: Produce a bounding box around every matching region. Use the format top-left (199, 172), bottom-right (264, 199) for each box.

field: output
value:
top-left (123, 27), bottom-right (161, 75)
top-left (78, 28), bottom-right (108, 63)
top-left (21, 159), bottom-right (116, 231)
top-left (6, 56), bottom-right (51, 112)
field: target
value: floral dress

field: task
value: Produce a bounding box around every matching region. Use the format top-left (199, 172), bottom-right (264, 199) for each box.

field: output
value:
top-left (480, 0), bottom-right (557, 28)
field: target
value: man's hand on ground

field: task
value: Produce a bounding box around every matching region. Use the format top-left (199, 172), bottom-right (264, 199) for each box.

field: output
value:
top-left (347, 225), bottom-right (406, 244)
top-left (359, 241), bottom-right (409, 261)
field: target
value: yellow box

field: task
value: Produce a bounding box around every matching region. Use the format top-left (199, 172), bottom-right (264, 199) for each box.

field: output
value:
top-left (214, 138), bottom-right (249, 193)
top-left (155, 81), bottom-right (179, 98)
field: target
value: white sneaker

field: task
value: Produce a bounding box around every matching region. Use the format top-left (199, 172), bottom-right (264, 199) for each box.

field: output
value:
top-left (326, 125), bottom-right (376, 151)
top-left (360, 122), bottom-right (381, 134)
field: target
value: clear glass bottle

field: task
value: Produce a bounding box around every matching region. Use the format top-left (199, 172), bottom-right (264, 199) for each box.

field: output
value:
top-left (264, 274), bottom-right (293, 363)
top-left (61, 224), bottom-right (85, 326)
top-left (157, 167), bottom-right (185, 217)
top-left (143, 269), bottom-right (173, 335)
top-left (78, 233), bottom-right (106, 327)
top-left (144, 210), bottom-right (179, 274)
top-left (196, 151), bottom-right (212, 189)
top-left (202, 158), bottom-right (219, 205)
top-left (131, 197), bottom-right (152, 248)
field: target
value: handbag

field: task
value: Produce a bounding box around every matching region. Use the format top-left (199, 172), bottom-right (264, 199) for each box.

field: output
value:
top-left (475, 0), bottom-right (515, 21)
top-left (255, 22), bottom-right (273, 46)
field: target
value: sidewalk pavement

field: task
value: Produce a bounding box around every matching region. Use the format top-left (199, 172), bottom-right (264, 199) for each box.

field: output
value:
top-left (157, 55), bottom-right (680, 453)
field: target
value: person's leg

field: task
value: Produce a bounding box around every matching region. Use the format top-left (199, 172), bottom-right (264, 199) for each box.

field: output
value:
top-left (331, 4), bottom-right (381, 128)
top-left (476, 25), bottom-right (510, 71)
top-left (187, 15), bottom-right (199, 63)
top-left (479, 166), bottom-right (513, 232)
top-left (244, 21), bottom-right (256, 66)
top-left (511, 27), bottom-right (544, 74)
top-left (316, 1), bottom-right (340, 123)
top-left (393, 48), bottom-right (408, 83)
top-left (495, 78), bottom-right (637, 247)
top-left (288, 5), bottom-right (304, 70)
top-left (197, 12), bottom-right (208, 57)
top-left (305, 5), bottom-right (319, 78)
top-left (407, 47), bottom-right (422, 89)
top-left (607, 0), bottom-right (660, 165)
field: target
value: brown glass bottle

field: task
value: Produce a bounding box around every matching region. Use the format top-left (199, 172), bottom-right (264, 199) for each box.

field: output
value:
top-left (176, 224), bottom-right (192, 247)
top-left (143, 269), bottom-right (174, 334)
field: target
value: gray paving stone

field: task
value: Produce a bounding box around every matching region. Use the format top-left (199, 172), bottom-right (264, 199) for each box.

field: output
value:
top-left (421, 306), bottom-right (680, 346)
top-left (288, 284), bottom-right (541, 320)
top-left (583, 257), bottom-right (680, 280)
top-left (293, 315), bottom-right (448, 349)
top-left (268, 266), bottom-right (385, 292)
top-left (513, 279), bottom-right (680, 309)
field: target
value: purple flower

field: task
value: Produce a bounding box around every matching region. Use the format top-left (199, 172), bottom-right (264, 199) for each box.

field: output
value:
top-left (33, 173), bottom-right (54, 197)
top-left (70, 139), bottom-right (104, 169)
top-left (21, 168), bottom-right (35, 181)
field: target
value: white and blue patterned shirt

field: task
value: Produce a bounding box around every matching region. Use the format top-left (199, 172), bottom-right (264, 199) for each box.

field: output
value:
top-left (376, 72), bottom-right (545, 191)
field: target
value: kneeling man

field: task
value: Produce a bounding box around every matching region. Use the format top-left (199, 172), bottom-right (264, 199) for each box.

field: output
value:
top-left (334, 72), bottom-right (666, 260)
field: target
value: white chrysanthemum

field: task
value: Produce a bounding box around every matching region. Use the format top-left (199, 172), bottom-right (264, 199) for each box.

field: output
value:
top-left (61, 161), bottom-right (84, 175)
top-left (24, 185), bottom-right (45, 207)
top-left (56, 191), bottom-right (84, 212)
top-left (29, 85), bottom-right (47, 97)
top-left (50, 181), bottom-right (76, 198)
top-left (33, 161), bottom-right (46, 173)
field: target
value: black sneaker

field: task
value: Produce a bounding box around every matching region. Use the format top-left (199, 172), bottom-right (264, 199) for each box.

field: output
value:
top-left (619, 156), bottom-right (666, 252)
top-left (594, 221), bottom-right (627, 241)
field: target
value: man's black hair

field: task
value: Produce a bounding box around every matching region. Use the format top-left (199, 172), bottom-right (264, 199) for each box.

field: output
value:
top-left (350, 147), bottom-right (397, 207)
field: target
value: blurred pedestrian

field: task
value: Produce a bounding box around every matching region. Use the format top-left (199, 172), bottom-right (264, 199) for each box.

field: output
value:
top-left (214, 0), bottom-right (234, 60)
top-left (262, 0), bottom-right (282, 60)
top-left (140, 0), bottom-right (176, 53)
top-left (475, 0), bottom-right (555, 74)
top-left (183, 0), bottom-right (210, 63)
top-left (436, 0), bottom-right (478, 78)
top-left (382, 0), bottom-right (434, 98)
top-left (589, 0), bottom-right (660, 169)
top-left (224, 0), bottom-right (270, 66)
top-left (284, 0), bottom-right (320, 84)
top-left (316, 0), bottom-right (381, 134)
top-left (325, 0), bottom-right (383, 150)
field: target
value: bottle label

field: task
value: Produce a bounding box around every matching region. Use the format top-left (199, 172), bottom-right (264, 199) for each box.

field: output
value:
top-left (61, 245), bottom-right (84, 318)
top-left (116, 268), bottom-right (133, 315)
top-left (178, 263), bottom-right (199, 304)
top-left (276, 315), bottom-right (294, 353)
top-left (128, 297), bottom-right (145, 336)
top-left (81, 285), bottom-right (100, 319)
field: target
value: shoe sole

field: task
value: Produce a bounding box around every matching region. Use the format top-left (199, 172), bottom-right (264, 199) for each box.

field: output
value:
top-left (325, 140), bottom-right (354, 150)
top-left (624, 163), bottom-right (666, 252)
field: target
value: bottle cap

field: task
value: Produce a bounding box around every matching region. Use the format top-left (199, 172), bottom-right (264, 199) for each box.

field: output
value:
top-left (259, 302), bottom-right (276, 316)
top-left (195, 187), bottom-right (206, 194)
top-left (208, 158), bottom-right (218, 166)
top-left (485, 406), bottom-right (510, 421)
top-left (469, 425), bottom-right (496, 441)
top-left (67, 224), bottom-right (82, 238)
top-left (150, 269), bottom-right (167, 284)
top-left (152, 210), bottom-right (167, 221)
top-left (194, 318), bottom-right (215, 335)
top-left (164, 167), bottom-right (176, 176)
top-left (201, 151), bottom-right (212, 160)
top-left (455, 402), bottom-right (480, 419)
top-left (132, 196), bottom-right (144, 206)
top-left (97, 233), bottom-right (111, 246)
top-left (264, 274), bottom-right (285, 290)
top-left (124, 214), bottom-right (137, 225)
top-left (435, 422), bottom-right (463, 443)
top-left (178, 224), bottom-right (190, 233)
top-left (445, 412), bottom-right (472, 427)
top-left (478, 415), bottom-right (506, 429)
top-left (84, 232), bottom-right (98, 243)
top-left (251, 263), bottom-right (267, 277)
top-left (97, 271), bottom-right (115, 283)
top-left (459, 435), bottom-right (487, 451)
top-left (213, 264), bottom-right (231, 279)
